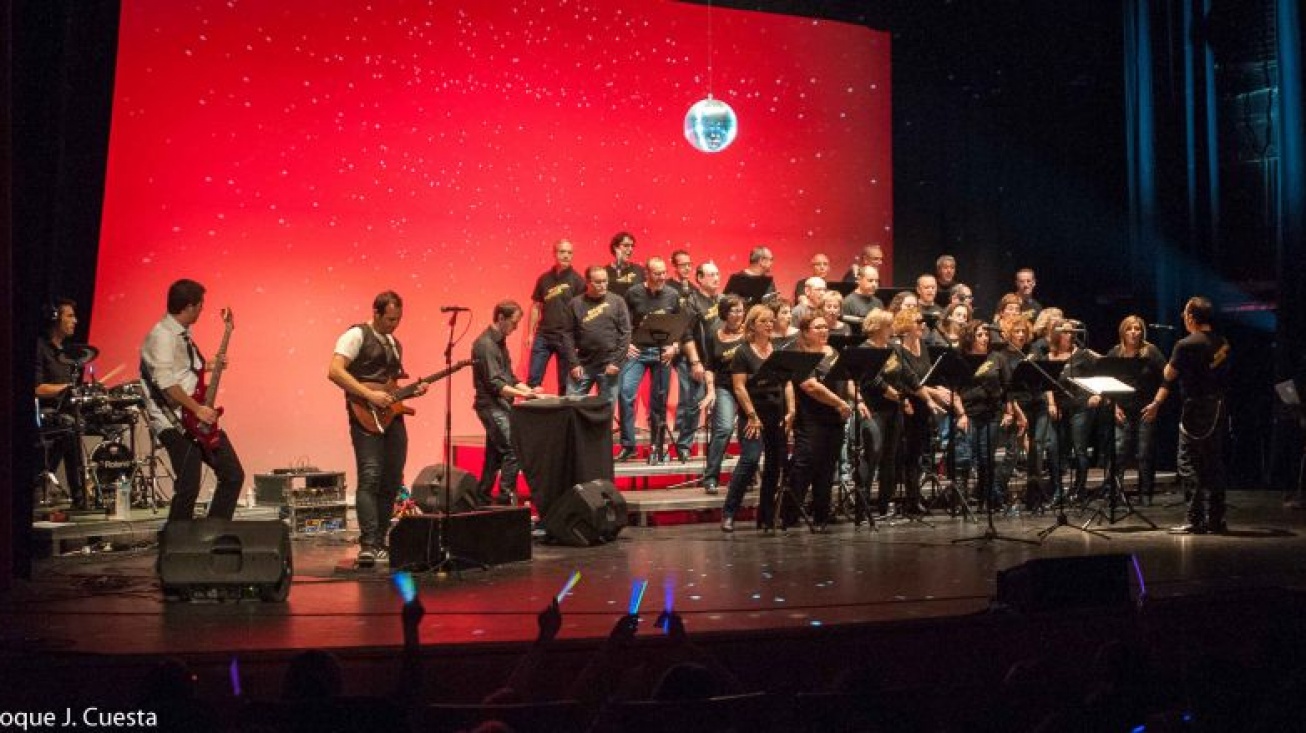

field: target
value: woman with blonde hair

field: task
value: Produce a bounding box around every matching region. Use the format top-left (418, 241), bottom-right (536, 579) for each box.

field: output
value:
top-left (1105, 315), bottom-right (1166, 504)
top-left (721, 305), bottom-right (791, 531)
top-left (856, 308), bottom-right (901, 521)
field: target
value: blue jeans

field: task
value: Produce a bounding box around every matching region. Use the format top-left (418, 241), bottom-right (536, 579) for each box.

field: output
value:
top-left (674, 359), bottom-right (704, 451)
top-left (1062, 406), bottom-right (1094, 494)
top-left (617, 347), bottom-right (670, 450)
top-left (963, 417), bottom-right (1001, 508)
top-left (1113, 409), bottom-right (1156, 497)
top-left (723, 413), bottom-right (784, 527)
top-left (528, 333), bottom-right (570, 394)
top-left (475, 404), bottom-right (518, 501)
top-left (350, 417), bottom-right (408, 548)
top-left (702, 386), bottom-right (737, 484)
top-left (567, 365), bottom-right (619, 405)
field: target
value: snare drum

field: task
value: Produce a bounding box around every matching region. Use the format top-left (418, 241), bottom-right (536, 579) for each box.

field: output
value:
top-left (90, 440), bottom-right (136, 490)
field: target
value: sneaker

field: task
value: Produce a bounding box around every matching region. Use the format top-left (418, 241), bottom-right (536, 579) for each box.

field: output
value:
top-left (374, 546), bottom-right (390, 563)
top-left (1168, 523), bottom-right (1207, 535)
top-left (357, 546), bottom-right (377, 567)
top-left (720, 516), bottom-right (734, 532)
top-left (703, 479), bottom-right (719, 495)
top-left (615, 447), bottom-right (638, 462)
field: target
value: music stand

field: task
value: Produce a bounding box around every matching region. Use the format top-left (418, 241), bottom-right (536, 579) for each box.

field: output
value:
top-left (1276, 380), bottom-right (1306, 509)
top-left (751, 350), bottom-right (824, 532)
top-left (826, 346), bottom-right (892, 530)
top-left (632, 312), bottom-right (692, 465)
top-left (1074, 357), bottom-right (1157, 531)
top-left (723, 273), bottom-right (774, 306)
top-left (923, 348), bottom-right (978, 524)
top-left (826, 280), bottom-right (856, 297)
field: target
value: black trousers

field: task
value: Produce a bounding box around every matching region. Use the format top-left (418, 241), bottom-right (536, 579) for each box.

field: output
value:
top-left (786, 417), bottom-right (843, 526)
top-left (1178, 397), bottom-right (1225, 526)
top-left (160, 427), bottom-right (244, 523)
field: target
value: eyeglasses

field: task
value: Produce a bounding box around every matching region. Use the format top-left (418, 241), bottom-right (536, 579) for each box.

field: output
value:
top-left (959, 295), bottom-right (974, 301)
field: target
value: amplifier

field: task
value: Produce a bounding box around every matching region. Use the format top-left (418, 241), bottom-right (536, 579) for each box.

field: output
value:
top-left (286, 504), bottom-right (349, 536)
top-left (254, 471), bottom-right (347, 507)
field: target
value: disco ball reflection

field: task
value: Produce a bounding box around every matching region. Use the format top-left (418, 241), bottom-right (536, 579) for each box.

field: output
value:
top-left (683, 97), bottom-right (738, 153)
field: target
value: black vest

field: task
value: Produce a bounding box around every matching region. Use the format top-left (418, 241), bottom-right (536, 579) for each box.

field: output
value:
top-left (345, 324), bottom-right (403, 385)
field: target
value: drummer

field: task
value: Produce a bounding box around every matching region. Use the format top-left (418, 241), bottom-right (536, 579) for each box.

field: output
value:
top-left (34, 298), bottom-right (89, 509)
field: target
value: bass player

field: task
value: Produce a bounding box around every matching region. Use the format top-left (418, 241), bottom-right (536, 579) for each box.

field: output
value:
top-left (140, 278), bottom-right (245, 524)
top-left (329, 291), bottom-right (427, 567)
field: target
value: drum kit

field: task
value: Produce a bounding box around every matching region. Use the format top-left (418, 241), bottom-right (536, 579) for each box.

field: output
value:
top-left (35, 343), bottom-right (172, 514)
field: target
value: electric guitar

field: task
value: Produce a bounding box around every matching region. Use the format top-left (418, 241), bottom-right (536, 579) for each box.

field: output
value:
top-left (348, 360), bottom-right (473, 434)
top-left (180, 307), bottom-right (234, 451)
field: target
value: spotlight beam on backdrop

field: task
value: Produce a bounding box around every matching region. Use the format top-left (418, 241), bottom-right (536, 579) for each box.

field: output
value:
top-left (91, 0), bottom-right (892, 490)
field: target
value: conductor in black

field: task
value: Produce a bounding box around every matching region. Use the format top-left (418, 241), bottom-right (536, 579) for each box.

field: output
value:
top-left (1142, 296), bottom-right (1231, 534)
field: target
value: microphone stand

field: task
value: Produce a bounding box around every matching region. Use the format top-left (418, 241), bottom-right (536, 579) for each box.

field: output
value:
top-left (431, 309), bottom-right (484, 575)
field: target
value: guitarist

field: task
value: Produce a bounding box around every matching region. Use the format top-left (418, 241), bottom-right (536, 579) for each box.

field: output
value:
top-left (140, 279), bottom-right (245, 524)
top-left (329, 291), bottom-right (426, 566)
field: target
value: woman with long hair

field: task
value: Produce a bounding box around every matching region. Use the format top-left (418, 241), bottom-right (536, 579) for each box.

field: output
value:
top-left (1045, 316), bottom-right (1095, 501)
top-left (783, 313), bottom-right (853, 530)
top-left (957, 319), bottom-right (1006, 509)
top-left (881, 308), bottom-right (952, 515)
top-left (699, 295), bottom-right (747, 495)
top-left (721, 305), bottom-right (792, 532)
top-left (1106, 315), bottom-right (1167, 504)
top-left (937, 302), bottom-right (972, 348)
top-left (858, 308), bottom-right (902, 519)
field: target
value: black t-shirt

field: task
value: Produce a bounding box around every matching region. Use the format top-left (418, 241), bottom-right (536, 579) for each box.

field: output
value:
top-left (791, 347), bottom-right (844, 427)
top-left (606, 262), bottom-right (646, 299)
top-left (1169, 330), bottom-right (1230, 400)
top-left (1105, 343), bottom-right (1167, 412)
top-left (531, 267), bottom-right (586, 336)
top-left (960, 352), bottom-right (1004, 421)
top-left (729, 342), bottom-right (785, 420)
top-left (704, 328), bottom-right (745, 387)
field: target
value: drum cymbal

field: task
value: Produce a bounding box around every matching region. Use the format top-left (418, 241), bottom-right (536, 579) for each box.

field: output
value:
top-left (58, 343), bottom-right (99, 366)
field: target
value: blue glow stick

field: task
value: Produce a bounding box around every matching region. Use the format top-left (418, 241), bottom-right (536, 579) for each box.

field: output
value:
top-left (229, 656), bottom-right (243, 697)
top-left (627, 579), bottom-right (648, 616)
top-left (556, 570), bottom-right (582, 603)
top-left (392, 570), bottom-right (417, 604)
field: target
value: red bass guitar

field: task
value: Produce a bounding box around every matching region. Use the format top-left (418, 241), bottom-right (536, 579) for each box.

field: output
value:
top-left (180, 307), bottom-right (234, 451)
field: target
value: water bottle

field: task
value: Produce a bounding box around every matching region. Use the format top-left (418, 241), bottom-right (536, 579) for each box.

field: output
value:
top-left (115, 477), bottom-right (131, 520)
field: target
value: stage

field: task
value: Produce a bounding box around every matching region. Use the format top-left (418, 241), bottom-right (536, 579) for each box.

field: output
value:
top-left (5, 488), bottom-right (1306, 717)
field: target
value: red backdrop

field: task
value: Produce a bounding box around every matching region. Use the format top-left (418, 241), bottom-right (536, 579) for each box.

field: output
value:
top-left (92, 0), bottom-right (892, 491)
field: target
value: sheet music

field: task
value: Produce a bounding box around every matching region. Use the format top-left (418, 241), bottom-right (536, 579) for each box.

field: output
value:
top-left (1070, 376), bottom-right (1135, 396)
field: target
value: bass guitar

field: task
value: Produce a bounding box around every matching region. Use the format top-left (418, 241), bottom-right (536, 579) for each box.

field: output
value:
top-left (180, 307), bottom-right (234, 451)
top-left (349, 359), bottom-right (473, 434)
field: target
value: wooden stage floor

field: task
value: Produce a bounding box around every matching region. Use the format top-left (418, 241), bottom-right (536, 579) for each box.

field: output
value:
top-left (7, 489), bottom-right (1305, 659)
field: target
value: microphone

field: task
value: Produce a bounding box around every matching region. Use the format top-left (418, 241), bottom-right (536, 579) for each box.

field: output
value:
top-left (441, 306), bottom-right (471, 313)
top-left (1148, 323), bottom-right (1176, 331)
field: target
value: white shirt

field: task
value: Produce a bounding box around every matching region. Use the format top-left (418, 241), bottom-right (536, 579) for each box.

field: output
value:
top-left (140, 314), bottom-right (202, 433)
top-left (334, 325), bottom-right (397, 362)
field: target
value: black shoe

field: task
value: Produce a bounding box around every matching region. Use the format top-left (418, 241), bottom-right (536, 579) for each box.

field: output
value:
top-left (1169, 523), bottom-right (1207, 535)
top-left (615, 447), bottom-right (637, 461)
top-left (1208, 521), bottom-right (1228, 535)
top-left (703, 479), bottom-right (718, 495)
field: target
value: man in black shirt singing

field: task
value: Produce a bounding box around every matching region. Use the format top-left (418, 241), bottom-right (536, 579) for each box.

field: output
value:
top-left (617, 257), bottom-right (699, 461)
top-left (564, 266), bottom-right (631, 400)
top-left (605, 231), bottom-right (646, 299)
top-left (527, 239), bottom-right (586, 394)
top-left (471, 301), bottom-right (543, 506)
top-left (1143, 296), bottom-right (1231, 534)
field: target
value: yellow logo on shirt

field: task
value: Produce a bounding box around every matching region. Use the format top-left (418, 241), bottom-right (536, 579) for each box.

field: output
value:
top-left (583, 302), bottom-right (610, 324)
